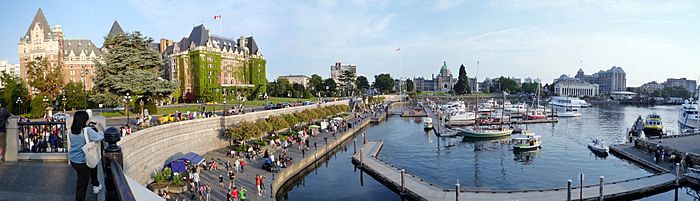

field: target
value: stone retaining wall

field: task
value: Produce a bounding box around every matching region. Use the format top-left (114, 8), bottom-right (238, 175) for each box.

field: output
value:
top-left (118, 100), bottom-right (349, 185)
top-left (270, 110), bottom-right (378, 199)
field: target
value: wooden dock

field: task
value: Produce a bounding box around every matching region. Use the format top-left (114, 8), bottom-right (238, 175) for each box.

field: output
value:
top-left (353, 141), bottom-right (681, 201)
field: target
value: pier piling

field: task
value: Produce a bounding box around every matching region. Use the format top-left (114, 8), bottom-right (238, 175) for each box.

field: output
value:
top-left (354, 139), bottom-right (357, 154)
top-left (676, 163), bottom-right (680, 185)
top-left (580, 173), bottom-right (584, 201)
top-left (456, 180), bottom-right (460, 201)
top-left (401, 169), bottom-right (406, 194)
top-left (567, 179), bottom-right (572, 201)
top-left (360, 148), bottom-right (364, 168)
top-left (599, 176), bottom-right (605, 201)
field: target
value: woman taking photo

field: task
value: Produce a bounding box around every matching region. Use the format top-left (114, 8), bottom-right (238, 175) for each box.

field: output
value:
top-left (69, 111), bottom-right (104, 200)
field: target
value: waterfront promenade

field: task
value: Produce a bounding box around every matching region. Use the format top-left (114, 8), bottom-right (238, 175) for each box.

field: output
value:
top-left (355, 141), bottom-right (679, 201)
top-left (171, 104), bottom-right (387, 201)
top-left (0, 161), bottom-right (103, 201)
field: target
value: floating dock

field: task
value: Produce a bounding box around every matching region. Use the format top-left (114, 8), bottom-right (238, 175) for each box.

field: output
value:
top-left (354, 141), bottom-right (681, 201)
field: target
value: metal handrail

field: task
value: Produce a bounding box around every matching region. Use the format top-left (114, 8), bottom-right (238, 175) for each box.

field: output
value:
top-left (109, 159), bottom-right (136, 201)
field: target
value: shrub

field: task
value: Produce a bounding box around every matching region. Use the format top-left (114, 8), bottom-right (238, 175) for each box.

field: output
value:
top-left (268, 116), bottom-right (288, 131)
top-left (171, 174), bottom-right (184, 186)
top-left (255, 119), bottom-right (272, 136)
top-left (282, 114), bottom-right (298, 126)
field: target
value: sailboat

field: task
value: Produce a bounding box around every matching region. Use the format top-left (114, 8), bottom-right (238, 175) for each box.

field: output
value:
top-left (459, 62), bottom-right (513, 138)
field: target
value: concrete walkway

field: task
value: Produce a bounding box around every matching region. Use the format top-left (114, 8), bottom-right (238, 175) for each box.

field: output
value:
top-left (0, 161), bottom-right (105, 201)
top-left (172, 107), bottom-right (382, 201)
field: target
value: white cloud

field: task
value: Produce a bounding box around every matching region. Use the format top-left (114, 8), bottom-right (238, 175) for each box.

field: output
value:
top-left (488, 0), bottom-right (699, 16)
top-left (434, 0), bottom-right (466, 11)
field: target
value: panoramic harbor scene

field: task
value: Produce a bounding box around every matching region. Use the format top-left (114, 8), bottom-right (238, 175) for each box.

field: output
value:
top-left (1, 1), bottom-right (700, 201)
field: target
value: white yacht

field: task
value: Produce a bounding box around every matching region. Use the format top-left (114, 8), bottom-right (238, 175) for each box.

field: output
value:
top-left (548, 96), bottom-right (591, 107)
top-left (505, 103), bottom-right (528, 114)
top-left (446, 110), bottom-right (476, 125)
top-left (678, 99), bottom-right (700, 130)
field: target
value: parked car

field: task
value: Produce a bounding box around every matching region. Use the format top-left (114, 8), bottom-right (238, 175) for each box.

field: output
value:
top-left (302, 101), bottom-right (313, 106)
top-left (264, 104), bottom-right (277, 110)
top-left (52, 113), bottom-right (70, 121)
top-left (158, 114), bottom-right (176, 124)
top-left (113, 106), bottom-right (125, 111)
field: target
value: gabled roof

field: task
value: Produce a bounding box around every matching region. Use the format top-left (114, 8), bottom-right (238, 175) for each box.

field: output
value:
top-left (178, 37), bottom-right (190, 51)
top-left (210, 36), bottom-right (237, 52)
top-left (24, 8), bottom-right (52, 41)
top-left (246, 36), bottom-right (259, 55)
top-left (108, 20), bottom-right (125, 36)
top-left (188, 24), bottom-right (209, 47)
top-left (63, 39), bottom-right (102, 57)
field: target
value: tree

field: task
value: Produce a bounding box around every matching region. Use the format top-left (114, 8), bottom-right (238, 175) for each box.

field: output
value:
top-left (291, 83), bottom-right (305, 98)
top-left (661, 86), bottom-right (691, 98)
top-left (26, 57), bottom-right (64, 96)
top-left (0, 72), bottom-right (30, 114)
top-left (64, 81), bottom-right (87, 110)
top-left (521, 83), bottom-right (542, 94)
top-left (355, 76), bottom-right (370, 91)
top-left (489, 77), bottom-right (520, 93)
top-left (405, 79), bottom-right (415, 92)
top-left (309, 74), bottom-right (324, 94)
top-left (323, 78), bottom-right (337, 96)
top-left (373, 74), bottom-right (395, 94)
top-left (255, 119), bottom-right (272, 135)
top-left (453, 64), bottom-right (470, 95)
top-left (268, 116), bottom-right (288, 131)
top-left (92, 31), bottom-right (176, 106)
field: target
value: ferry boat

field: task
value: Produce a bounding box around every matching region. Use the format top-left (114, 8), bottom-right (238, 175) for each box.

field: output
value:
top-left (642, 113), bottom-right (664, 137)
top-left (678, 99), bottom-right (700, 130)
top-left (423, 117), bottom-right (434, 130)
top-left (456, 126), bottom-right (513, 138)
top-left (511, 131), bottom-right (542, 150)
top-left (548, 96), bottom-right (591, 107)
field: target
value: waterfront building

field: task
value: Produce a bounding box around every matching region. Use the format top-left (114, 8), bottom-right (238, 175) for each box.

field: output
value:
top-left (640, 81), bottom-right (664, 92)
top-left (0, 60), bottom-right (21, 77)
top-left (278, 74), bottom-right (310, 88)
top-left (163, 24), bottom-right (266, 101)
top-left (413, 77), bottom-right (435, 92)
top-left (574, 66), bottom-right (626, 93)
top-left (664, 78), bottom-right (697, 93)
top-left (18, 8), bottom-right (105, 90)
top-left (330, 61), bottom-right (357, 88)
top-left (553, 74), bottom-right (599, 97)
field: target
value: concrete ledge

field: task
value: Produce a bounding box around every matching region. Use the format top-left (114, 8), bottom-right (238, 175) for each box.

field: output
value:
top-left (17, 153), bottom-right (68, 162)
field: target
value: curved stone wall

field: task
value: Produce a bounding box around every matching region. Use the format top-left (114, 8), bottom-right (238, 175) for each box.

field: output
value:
top-left (118, 100), bottom-right (348, 185)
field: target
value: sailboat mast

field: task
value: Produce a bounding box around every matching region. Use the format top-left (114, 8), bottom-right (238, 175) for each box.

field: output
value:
top-left (501, 92), bottom-right (506, 129)
top-left (474, 61), bottom-right (480, 129)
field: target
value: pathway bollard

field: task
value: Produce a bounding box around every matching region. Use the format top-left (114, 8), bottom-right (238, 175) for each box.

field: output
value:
top-left (401, 169), bottom-right (406, 194)
top-left (567, 179), bottom-right (572, 201)
top-left (580, 173), bottom-right (584, 200)
top-left (599, 176), bottom-right (604, 201)
top-left (362, 132), bottom-right (366, 144)
top-left (455, 180), bottom-right (460, 201)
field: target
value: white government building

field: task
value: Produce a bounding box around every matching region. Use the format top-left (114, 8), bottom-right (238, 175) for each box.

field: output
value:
top-left (553, 74), bottom-right (599, 97)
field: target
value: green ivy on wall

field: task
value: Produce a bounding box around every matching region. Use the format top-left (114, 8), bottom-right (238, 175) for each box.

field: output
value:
top-left (189, 50), bottom-right (222, 102)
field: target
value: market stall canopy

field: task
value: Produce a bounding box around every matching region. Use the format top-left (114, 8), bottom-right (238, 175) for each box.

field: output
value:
top-left (179, 152), bottom-right (205, 165)
top-left (165, 159), bottom-right (187, 173)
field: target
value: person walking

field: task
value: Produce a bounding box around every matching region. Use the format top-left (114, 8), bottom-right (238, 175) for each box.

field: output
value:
top-left (219, 174), bottom-right (224, 188)
top-left (69, 111), bottom-right (104, 201)
top-left (240, 158), bottom-right (246, 173)
top-left (240, 188), bottom-right (247, 201)
top-left (255, 175), bottom-right (262, 196)
top-left (234, 158), bottom-right (240, 173)
top-left (232, 187), bottom-right (239, 201)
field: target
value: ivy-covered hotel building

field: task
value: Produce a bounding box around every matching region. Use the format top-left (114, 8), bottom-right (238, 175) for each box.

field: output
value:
top-left (164, 24), bottom-right (266, 102)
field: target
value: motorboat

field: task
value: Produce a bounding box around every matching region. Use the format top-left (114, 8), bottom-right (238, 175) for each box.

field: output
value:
top-left (423, 117), bottom-right (434, 130)
top-left (557, 107), bottom-right (582, 117)
top-left (446, 111), bottom-right (476, 125)
top-left (456, 126), bottom-right (513, 138)
top-left (587, 139), bottom-right (609, 155)
top-left (505, 103), bottom-right (528, 114)
top-left (678, 99), bottom-right (700, 129)
top-left (525, 110), bottom-right (546, 120)
top-left (511, 131), bottom-right (542, 150)
top-left (642, 113), bottom-right (664, 137)
top-left (548, 96), bottom-right (591, 107)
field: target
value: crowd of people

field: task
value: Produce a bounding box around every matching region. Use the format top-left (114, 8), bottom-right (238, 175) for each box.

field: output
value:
top-left (17, 116), bottom-right (68, 153)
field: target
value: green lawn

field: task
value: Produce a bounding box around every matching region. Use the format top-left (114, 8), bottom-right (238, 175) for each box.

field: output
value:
top-left (99, 97), bottom-right (315, 117)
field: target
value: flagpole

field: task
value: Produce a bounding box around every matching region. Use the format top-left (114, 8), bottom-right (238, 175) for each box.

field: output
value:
top-left (219, 15), bottom-right (222, 35)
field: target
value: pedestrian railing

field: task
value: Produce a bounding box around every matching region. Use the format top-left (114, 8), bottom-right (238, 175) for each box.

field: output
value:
top-left (17, 121), bottom-right (67, 153)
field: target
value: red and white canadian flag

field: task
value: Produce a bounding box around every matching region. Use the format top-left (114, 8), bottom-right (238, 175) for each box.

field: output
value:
top-left (214, 15), bottom-right (222, 20)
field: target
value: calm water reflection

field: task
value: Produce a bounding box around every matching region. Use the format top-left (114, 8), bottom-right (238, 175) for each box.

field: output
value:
top-left (282, 105), bottom-right (699, 200)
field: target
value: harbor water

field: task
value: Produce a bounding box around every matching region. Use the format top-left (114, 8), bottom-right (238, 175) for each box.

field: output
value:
top-left (281, 104), bottom-right (699, 200)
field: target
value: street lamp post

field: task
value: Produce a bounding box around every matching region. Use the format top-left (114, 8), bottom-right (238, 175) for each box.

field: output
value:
top-left (16, 97), bottom-right (23, 115)
top-left (264, 92), bottom-right (269, 106)
top-left (81, 68), bottom-right (89, 109)
top-left (42, 95), bottom-right (49, 118)
top-left (62, 95), bottom-right (67, 113)
top-left (123, 93), bottom-right (132, 128)
top-left (223, 89), bottom-right (227, 116)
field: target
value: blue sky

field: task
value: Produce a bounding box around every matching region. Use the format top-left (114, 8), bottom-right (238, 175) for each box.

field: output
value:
top-left (2, 0), bottom-right (699, 86)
